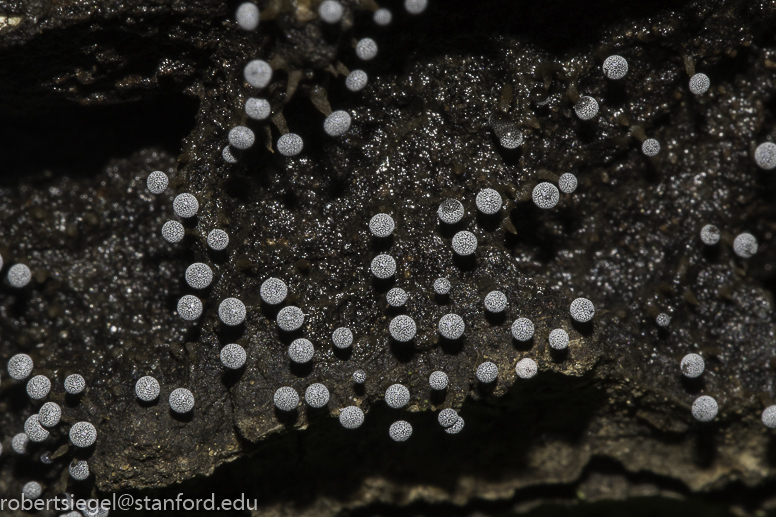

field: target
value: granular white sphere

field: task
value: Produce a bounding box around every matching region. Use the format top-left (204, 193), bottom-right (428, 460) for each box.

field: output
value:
top-left (452, 231), bottom-right (477, 256)
top-left (22, 481), bottom-right (42, 500)
top-left (445, 416), bottom-right (465, 434)
top-left (656, 313), bottom-right (671, 327)
top-left (386, 287), bottom-right (408, 307)
top-left (27, 375), bottom-right (51, 400)
top-left (476, 361), bottom-right (498, 383)
top-left (558, 173), bottom-right (578, 194)
top-left (244, 59), bottom-right (272, 89)
top-left (277, 306), bottom-right (305, 331)
top-left (733, 232), bottom-right (758, 258)
top-left (532, 182), bottom-right (559, 209)
top-left (277, 133), bottom-right (303, 156)
top-left (70, 421), bottom-right (97, 448)
top-left (429, 371), bottom-right (448, 390)
top-left (385, 384), bottom-right (410, 409)
top-left (339, 406), bottom-right (364, 429)
top-left (762, 405), bottom-right (776, 429)
top-left (169, 388), bottom-right (195, 414)
top-left (404, 0), bottom-right (428, 14)
top-left (484, 290), bottom-right (507, 313)
top-left (207, 229), bottom-right (229, 250)
top-left (475, 188), bottom-right (502, 215)
top-left (642, 138), bottom-right (661, 157)
top-left (8, 353), bottom-right (33, 380)
top-left (373, 7), bottom-right (392, 25)
top-left (324, 110), bottom-right (352, 136)
top-left (8, 263), bottom-right (31, 288)
top-left (260, 277), bottom-right (287, 305)
top-left (24, 414), bottom-right (50, 442)
top-left (511, 317), bottom-right (535, 341)
top-left (288, 338), bottom-right (314, 364)
top-left (0, 252), bottom-right (3, 270)
top-left (39, 402), bottom-right (62, 427)
top-left (548, 329), bottom-right (569, 350)
top-left (274, 386), bottom-right (299, 411)
top-left (692, 395), bottom-right (718, 422)
top-left (332, 327), bottom-right (354, 349)
top-left (177, 295), bottom-right (203, 321)
top-left (12, 433), bottom-right (29, 454)
top-left (173, 193), bottom-right (199, 218)
top-left (69, 460), bottom-right (90, 481)
top-left (219, 297), bottom-right (246, 326)
top-left (353, 369), bottom-right (366, 384)
top-left (81, 502), bottom-right (109, 517)
top-left (64, 374), bottom-right (86, 395)
top-left (438, 313), bottom-right (465, 340)
top-left (500, 128), bottom-right (524, 149)
top-left (438, 408), bottom-right (458, 427)
top-left (355, 38), bottom-right (378, 60)
top-left (438, 199), bottom-right (464, 224)
top-left (245, 97), bottom-right (271, 120)
top-left (146, 171), bottom-right (168, 194)
top-left (235, 2), bottom-right (260, 30)
top-left (185, 262), bottom-right (213, 289)
top-left (305, 383), bottom-right (330, 408)
top-left (220, 344), bottom-right (247, 369)
top-left (369, 213), bottom-right (395, 237)
top-left (434, 277), bottom-right (451, 295)
top-left (602, 55), bottom-right (628, 80)
top-left (162, 220), bottom-right (185, 243)
top-left (371, 254), bottom-right (396, 279)
top-left (318, 0), bottom-right (343, 23)
top-left (223, 145), bottom-right (241, 164)
top-left (680, 353), bottom-right (705, 378)
top-left (135, 376), bottom-right (160, 402)
top-left (345, 70), bottom-right (368, 92)
top-left (689, 72), bottom-right (710, 95)
top-left (570, 297), bottom-right (595, 323)
top-left (389, 315), bottom-right (416, 342)
top-left (515, 358), bottom-right (538, 379)
top-left (574, 96), bottom-right (598, 120)
top-left (754, 142), bottom-right (776, 170)
top-left (389, 420), bottom-right (413, 442)
top-left (700, 224), bottom-right (720, 245)
top-left (229, 126), bottom-right (255, 150)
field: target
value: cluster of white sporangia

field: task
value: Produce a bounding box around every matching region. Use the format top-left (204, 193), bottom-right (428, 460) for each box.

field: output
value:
top-left (5, 352), bottom-right (97, 493)
top-left (147, 7), bottom-right (774, 440)
top-left (7, 0), bottom-right (776, 505)
top-left (225, 0), bottom-right (430, 164)
top-left (149, 144), bottom-right (608, 443)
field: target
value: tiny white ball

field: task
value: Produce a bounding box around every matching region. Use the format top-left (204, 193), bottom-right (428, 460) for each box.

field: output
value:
top-left (389, 420), bottom-right (413, 442)
top-left (318, 0), bottom-right (343, 23)
top-left (220, 344), bottom-right (247, 369)
top-left (515, 358), bottom-right (538, 379)
top-left (146, 171), bottom-right (168, 194)
top-left (373, 8), bottom-right (392, 25)
top-left (355, 38), bottom-right (378, 61)
top-left (429, 371), bottom-right (448, 390)
top-left (691, 395), bottom-right (718, 422)
top-left (339, 406), bottom-right (364, 429)
top-left (69, 421), bottom-right (97, 448)
top-left (136, 376), bottom-right (161, 402)
top-left (8, 263), bottom-right (31, 288)
top-left (235, 2), bottom-right (260, 31)
top-left (173, 193), bottom-right (199, 218)
top-left (169, 388), bottom-right (195, 414)
top-left (476, 361), bottom-right (498, 383)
